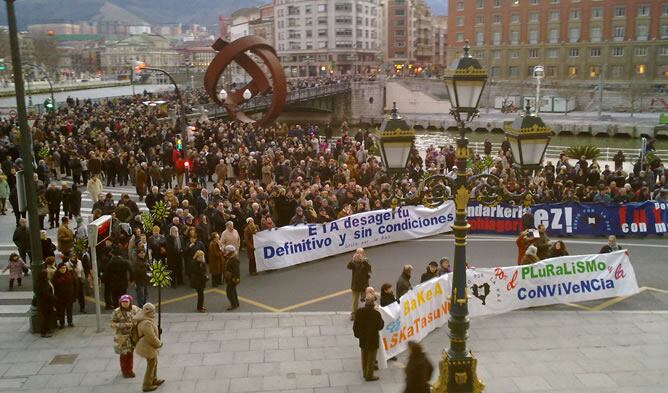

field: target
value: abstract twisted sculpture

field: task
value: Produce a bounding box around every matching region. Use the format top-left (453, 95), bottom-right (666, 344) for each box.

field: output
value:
top-left (204, 36), bottom-right (287, 126)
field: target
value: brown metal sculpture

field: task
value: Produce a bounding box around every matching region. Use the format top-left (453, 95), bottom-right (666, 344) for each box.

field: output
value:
top-left (204, 36), bottom-right (287, 126)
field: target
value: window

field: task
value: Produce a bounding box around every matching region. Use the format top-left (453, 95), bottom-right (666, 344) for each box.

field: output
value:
top-left (395, 9), bottom-right (405, 15)
top-left (456, 16), bottom-right (464, 26)
top-left (456, 33), bottom-right (464, 42)
top-left (529, 12), bottom-right (539, 23)
top-left (529, 30), bottom-right (538, 44)
top-left (590, 27), bottom-right (601, 42)
top-left (662, 25), bottom-right (668, 39)
top-left (546, 66), bottom-right (556, 77)
top-left (490, 66), bottom-right (500, 77)
top-left (568, 66), bottom-right (578, 77)
top-left (305, 5), bottom-right (312, 14)
top-left (492, 50), bottom-right (501, 59)
top-left (549, 11), bottom-right (559, 21)
top-left (530, 0), bottom-right (539, 4)
top-left (318, 29), bottom-right (327, 37)
top-left (476, 31), bottom-right (484, 45)
top-left (305, 30), bottom-right (312, 38)
top-left (636, 24), bottom-right (648, 40)
top-left (510, 50), bottom-right (519, 59)
top-left (318, 17), bottom-right (327, 25)
top-left (335, 2), bottom-right (352, 11)
top-left (527, 66), bottom-right (536, 77)
top-left (591, 8), bottom-right (602, 19)
top-left (569, 27), bottom-right (580, 43)
top-left (492, 31), bottom-right (501, 45)
top-left (547, 48), bottom-right (558, 58)
top-left (661, 47), bottom-right (668, 56)
top-left (664, 5), bottom-right (668, 15)
top-left (550, 0), bottom-right (559, 3)
top-left (476, 0), bottom-right (484, 8)
top-left (528, 48), bottom-right (538, 58)
top-left (509, 66), bottom-right (519, 77)
top-left (287, 5), bottom-right (300, 15)
top-left (475, 15), bottom-right (484, 25)
top-left (317, 4), bottom-right (326, 12)
top-left (549, 29), bottom-right (558, 43)
top-left (635, 47), bottom-right (647, 56)
top-left (511, 13), bottom-right (520, 23)
top-left (456, 1), bottom-right (464, 11)
top-left (636, 64), bottom-right (646, 75)
top-left (637, 5), bottom-right (649, 17)
top-left (613, 26), bottom-right (625, 41)
top-left (492, 14), bottom-right (502, 24)
top-left (589, 66), bottom-right (600, 78)
top-left (614, 7), bottom-right (626, 17)
top-left (590, 47), bottom-right (601, 57)
top-left (569, 48), bottom-right (579, 57)
top-left (493, 0), bottom-right (501, 7)
top-left (610, 65), bottom-right (624, 78)
top-left (510, 30), bottom-right (519, 44)
top-left (570, 9), bottom-right (580, 20)
top-left (612, 47), bottom-right (624, 56)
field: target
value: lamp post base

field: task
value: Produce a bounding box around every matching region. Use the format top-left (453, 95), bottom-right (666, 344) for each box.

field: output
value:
top-left (432, 350), bottom-right (485, 393)
top-left (27, 305), bottom-right (44, 334)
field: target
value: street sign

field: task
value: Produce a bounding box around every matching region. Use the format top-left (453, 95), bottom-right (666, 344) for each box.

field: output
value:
top-left (88, 215), bottom-right (112, 246)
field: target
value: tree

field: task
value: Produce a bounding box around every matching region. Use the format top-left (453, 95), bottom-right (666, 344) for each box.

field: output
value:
top-left (628, 82), bottom-right (653, 118)
top-left (31, 34), bottom-right (60, 75)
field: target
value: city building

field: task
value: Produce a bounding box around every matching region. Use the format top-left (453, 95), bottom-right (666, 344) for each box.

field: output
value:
top-left (384, 0), bottom-right (447, 73)
top-left (99, 34), bottom-right (181, 80)
top-left (273, 0), bottom-right (383, 76)
top-left (447, 0), bottom-right (668, 81)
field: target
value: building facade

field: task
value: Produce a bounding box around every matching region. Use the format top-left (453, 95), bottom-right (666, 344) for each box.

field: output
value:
top-left (274, 0), bottom-right (383, 76)
top-left (100, 34), bottom-right (181, 80)
top-left (447, 0), bottom-right (668, 81)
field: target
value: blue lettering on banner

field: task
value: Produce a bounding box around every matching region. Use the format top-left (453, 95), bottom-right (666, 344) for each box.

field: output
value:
top-left (517, 279), bottom-right (615, 300)
top-left (467, 201), bottom-right (668, 237)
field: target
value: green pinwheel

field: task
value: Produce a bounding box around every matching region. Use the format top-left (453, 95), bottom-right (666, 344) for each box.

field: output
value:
top-left (151, 200), bottom-right (169, 223)
top-left (147, 260), bottom-right (171, 336)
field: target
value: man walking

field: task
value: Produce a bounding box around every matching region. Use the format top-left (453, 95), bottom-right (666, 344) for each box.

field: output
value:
top-left (396, 265), bottom-right (413, 299)
top-left (133, 303), bottom-right (164, 392)
top-left (352, 291), bottom-right (384, 382)
top-left (223, 245), bottom-right (240, 310)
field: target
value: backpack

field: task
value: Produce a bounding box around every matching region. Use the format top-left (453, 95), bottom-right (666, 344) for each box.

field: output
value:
top-left (130, 321), bottom-right (140, 346)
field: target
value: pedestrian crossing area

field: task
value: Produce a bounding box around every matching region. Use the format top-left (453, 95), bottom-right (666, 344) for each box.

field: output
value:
top-left (0, 184), bottom-right (155, 317)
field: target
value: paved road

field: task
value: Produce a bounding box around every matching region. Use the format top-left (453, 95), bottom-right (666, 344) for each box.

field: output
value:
top-left (0, 182), bottom-right (665, 316)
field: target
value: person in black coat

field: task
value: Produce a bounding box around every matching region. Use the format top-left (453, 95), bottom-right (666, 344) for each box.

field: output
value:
top-left (190, 250), bottom-right (208, 312)
top-left (379, 283), bottom-right (396, 307)
top-left (36, 269), bottom-right (56, 337)
top-left (396, 265), bottom-right (413, 300)
top-left (40, 230), bottom-right (56, 259)
top-left (352, 295), bottom-right (384, 382)
top-left (184, 229), bottom-right (205, 279)
top-left (104, 249), bottom-right (134, 309)
top-left (223, 245), bottom-right (240, 310)
top-left (165, 226), bottom-right (185, 287)
top-left (69, 184), bottom-right (82, 218)
top-left (52, 262), bottom-right (76, 328)
top-left (403, 341), bottom-right (434, 393)
top-left (347, 248), bottom-right (372, 320)
top-left (420, 261), bottom-right (439, 283)
top-left (12, 218), bottom-right (30, 263)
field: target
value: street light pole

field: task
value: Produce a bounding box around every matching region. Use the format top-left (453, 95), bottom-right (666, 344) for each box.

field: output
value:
top-left (25, 63), bottom-right (55, 109)
top-left (5, 0), bottom-right (45, 332)
top-left (142, 66), bottom-right (187, 151)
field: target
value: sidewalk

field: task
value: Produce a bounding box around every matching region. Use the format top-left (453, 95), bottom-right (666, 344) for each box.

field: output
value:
top-left (0, 310), bottom-right (666, 393)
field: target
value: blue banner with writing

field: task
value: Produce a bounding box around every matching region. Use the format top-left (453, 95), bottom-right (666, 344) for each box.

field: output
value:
top-left (467, 201), bottom-right (668, 237)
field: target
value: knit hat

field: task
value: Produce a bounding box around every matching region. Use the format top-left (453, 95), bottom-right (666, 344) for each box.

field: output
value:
top-left (526, 245), bottom-right (538, 256)
top-left (119, 294), bottom-right (133, 303)
top-left (142, 303), bottom-right (156, 315)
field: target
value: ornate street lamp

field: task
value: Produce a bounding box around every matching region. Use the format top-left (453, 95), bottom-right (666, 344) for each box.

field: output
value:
top-left (505, 101), bottom-right (551, 173)
top-left (377, 102), bottom-right (414, 174)
top-left (377, 43), bottom-right (545, 393)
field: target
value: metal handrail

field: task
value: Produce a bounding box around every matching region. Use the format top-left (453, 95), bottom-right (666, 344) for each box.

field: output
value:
top-left (467, 141), bottom-right (668, 162)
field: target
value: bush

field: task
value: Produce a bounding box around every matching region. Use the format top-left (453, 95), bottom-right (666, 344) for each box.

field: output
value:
top-left (565, 145), bottom-right (600, 160)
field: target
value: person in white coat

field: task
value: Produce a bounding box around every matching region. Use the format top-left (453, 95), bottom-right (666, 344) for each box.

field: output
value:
top-left (86, 175), bottom-right (103, 205)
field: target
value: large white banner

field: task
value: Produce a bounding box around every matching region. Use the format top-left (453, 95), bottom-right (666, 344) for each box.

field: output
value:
top-left (253, 203), bottom-right (455, 271)
top-left (378, 250), bottom-right (639, 366)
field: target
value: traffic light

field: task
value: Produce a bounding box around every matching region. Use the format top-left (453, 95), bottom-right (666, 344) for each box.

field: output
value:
top-left (43, 98), bottom-right (54, 112)
top-left (0, 59), bottom-right (6, 71)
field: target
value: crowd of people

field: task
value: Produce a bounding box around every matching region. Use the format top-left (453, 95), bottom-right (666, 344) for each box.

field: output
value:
top-left (0, 81), bottom-right (662, 390)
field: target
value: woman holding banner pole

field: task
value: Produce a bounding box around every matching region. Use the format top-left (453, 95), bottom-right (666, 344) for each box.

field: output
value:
top-left (347, 248), bottom-right (371, 321)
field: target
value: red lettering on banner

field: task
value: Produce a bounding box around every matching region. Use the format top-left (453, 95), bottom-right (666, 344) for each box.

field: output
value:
top-left (494, 268), bottom-right (506, 280)
top-left (507, 270), bottom-right (518, 291)
top-left (614, 264), bottom-right (626, 280)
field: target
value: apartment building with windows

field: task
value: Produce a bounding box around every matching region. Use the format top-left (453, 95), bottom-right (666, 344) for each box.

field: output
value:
top-left (274, 0), bottom-right (382, 76)
top-left (447, 0), bottom-right (668, 81)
